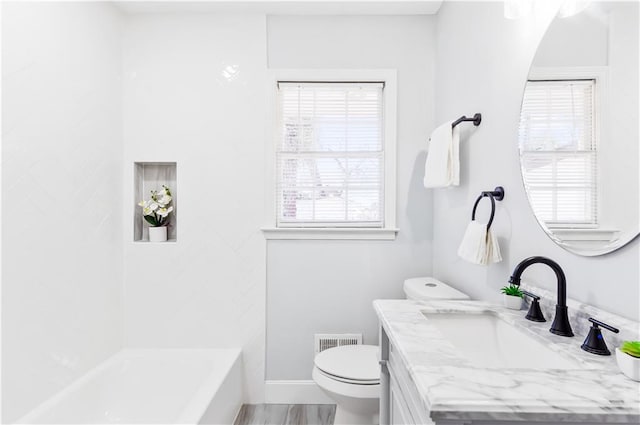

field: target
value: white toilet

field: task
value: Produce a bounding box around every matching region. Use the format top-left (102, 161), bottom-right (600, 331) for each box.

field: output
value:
top-left (312, 277), bottom-right (469, 424)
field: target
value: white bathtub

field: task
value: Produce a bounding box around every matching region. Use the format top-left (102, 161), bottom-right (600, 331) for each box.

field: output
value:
top-left (17, 349), bottom-right (244, 424)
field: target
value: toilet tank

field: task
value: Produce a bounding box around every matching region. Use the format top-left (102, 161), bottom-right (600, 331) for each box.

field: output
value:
top-left (403, 277), bottom-right (469, 301)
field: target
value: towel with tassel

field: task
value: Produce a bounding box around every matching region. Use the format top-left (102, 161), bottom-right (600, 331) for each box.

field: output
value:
top-left (457, 221), bottom-right (502, 265)
top-left (423, 120), bottom-right (460, 188)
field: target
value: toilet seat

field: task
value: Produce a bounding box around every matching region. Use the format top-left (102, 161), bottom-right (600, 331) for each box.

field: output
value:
top-left (315, 366), bottom-right (379, 385)
top-left (314, 345), bottom-right (380, 383)
top-left (312, 366), bottom-right (380, 399)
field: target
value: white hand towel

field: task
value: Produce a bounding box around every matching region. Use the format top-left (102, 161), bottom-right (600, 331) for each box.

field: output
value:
top-left (423, 120), bottom-right (460, 188)
top-left (485, 228), bottom-right (503, 264)
top-left (457, 221), bottom-right (488, 265)
top-left (457, 221), bottom-right (502, 265)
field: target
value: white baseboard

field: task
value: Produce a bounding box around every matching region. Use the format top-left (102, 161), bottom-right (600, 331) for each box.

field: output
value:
top-left (265, 380), bottom-right (335, 404)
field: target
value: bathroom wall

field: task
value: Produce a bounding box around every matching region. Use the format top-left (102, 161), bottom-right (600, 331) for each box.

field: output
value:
top-left (265, 15), bottom-right (436, 380)
top-left (432, 1), bottom-right (639, 321)
top-left (121, 14), bottom-right (267, 401)
top-left (532, 8), bottom-right (608, 67)
top-left (1, 2), bottom-right (124, 422)
top-left (604, 3), bottom-right (639, 236)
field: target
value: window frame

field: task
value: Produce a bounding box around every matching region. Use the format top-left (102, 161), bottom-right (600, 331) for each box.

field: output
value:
top-left (522, 66), bottom-right (607, 229)
top-left (262, 69), bottom-right (398, 240)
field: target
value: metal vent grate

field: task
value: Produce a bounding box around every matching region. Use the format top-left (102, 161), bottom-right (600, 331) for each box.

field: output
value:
top-left (314, 333), bottom-right (362, 354)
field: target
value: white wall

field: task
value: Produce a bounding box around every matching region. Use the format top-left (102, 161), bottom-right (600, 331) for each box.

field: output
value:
top-left (606, 2), bottom-right (639, 236)
top-left (1, 2), bottom-right (124, 422)
top-left (265, 15), bottom-right (436, 380)
top-left (533, 7), bottom-right (608, 67)
top-left (121, 14), bottom-right (267, 401)
top-left (433, 2), bottom-right (639, 321)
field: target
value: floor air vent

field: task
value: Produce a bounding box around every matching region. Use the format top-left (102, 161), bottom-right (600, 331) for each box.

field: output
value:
top-left (314, 333), bottom-right (362, 354)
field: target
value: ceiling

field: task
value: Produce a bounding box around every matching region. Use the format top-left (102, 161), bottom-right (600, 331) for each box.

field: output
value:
top-left (113, 0), bottom-right (444, 15)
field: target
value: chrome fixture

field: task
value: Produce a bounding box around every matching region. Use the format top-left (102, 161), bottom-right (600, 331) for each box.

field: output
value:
top-left (581, 318), bottom-right (619, 356)
top-left (508, 256), bottom-right (573, 337)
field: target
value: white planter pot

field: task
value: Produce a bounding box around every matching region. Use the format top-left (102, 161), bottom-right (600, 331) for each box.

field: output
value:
top-left (149, 226), bottom-right (168, 242)
top-left (503, 294), bottom-right (522, 310)
top-left (616, 348), bottom-right (640, 381)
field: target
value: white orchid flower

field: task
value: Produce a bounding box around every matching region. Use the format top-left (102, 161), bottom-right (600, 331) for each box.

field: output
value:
top-left (158, 194), bottom-right (172, 206)
top-left (138, 186), bottom-right (173, 218)
top-left (157, 206), bottom-right (174, 218)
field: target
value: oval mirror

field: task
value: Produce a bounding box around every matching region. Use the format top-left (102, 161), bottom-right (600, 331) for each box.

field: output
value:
top-left (518, 1), bottom-right (639, 256)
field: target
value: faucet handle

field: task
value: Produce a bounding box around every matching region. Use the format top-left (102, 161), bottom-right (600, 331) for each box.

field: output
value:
top-left (588, 317), bottom-right (619, 333)
top-left (522, 291), bottom-right (546, 322)
top-left (581, 317), bottom-right (619, 356)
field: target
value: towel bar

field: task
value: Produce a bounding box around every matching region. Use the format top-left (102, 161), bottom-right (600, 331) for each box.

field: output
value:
top-left (472, 186), bottom-right (505, 230)
top-left (452, 113), bottom-right (482, 128)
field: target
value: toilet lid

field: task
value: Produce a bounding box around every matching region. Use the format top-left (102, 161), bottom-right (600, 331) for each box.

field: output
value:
top-left (404, 277), bottom-right (470, 301)
top-left (314, 345), bottom-right (380, 383)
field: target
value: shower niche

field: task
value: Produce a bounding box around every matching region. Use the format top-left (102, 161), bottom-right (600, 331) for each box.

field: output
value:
top-left (134, 162), bottom-right (177, 242)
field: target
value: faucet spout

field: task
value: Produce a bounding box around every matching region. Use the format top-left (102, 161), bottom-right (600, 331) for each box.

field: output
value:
top-left (509, 256), bottom-right (574, 337)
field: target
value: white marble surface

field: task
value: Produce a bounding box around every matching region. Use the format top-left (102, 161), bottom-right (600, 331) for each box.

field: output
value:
top-left (374, 299), bottom-right (640, 423)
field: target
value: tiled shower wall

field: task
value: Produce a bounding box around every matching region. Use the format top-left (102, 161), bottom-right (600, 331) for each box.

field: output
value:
top-left (121, 14), bottom-right (268, 401)
top-left (1, 2), bottom-right (124, 422)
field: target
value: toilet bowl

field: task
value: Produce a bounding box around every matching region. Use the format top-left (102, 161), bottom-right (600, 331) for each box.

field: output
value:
top-left (312, 277), bottom-right (469, 424)
top-left (313, 345), bottom-right (379, 424)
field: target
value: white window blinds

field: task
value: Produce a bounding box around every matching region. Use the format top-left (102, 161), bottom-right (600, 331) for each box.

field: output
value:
top-left (519, 79), bottom-right (597, 226)
top-left (276, 82), bottom-right (384, 227)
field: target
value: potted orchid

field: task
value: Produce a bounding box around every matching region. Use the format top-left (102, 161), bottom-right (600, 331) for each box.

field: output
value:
top-left (138, 185), bottom-right (174, 242)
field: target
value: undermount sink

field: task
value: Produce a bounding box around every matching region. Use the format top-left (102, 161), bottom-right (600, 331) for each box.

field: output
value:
top-left (422, 311), bottom-right (582, 370)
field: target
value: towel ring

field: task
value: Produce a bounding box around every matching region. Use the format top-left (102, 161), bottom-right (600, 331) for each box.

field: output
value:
top-left (472, 186), bottom-right (505, 230)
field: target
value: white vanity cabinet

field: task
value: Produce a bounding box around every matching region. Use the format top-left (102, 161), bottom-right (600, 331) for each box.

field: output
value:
top-left (380, 326), bottom-right (435, 425)
top-left (389, 376), bottom-right (412, 425)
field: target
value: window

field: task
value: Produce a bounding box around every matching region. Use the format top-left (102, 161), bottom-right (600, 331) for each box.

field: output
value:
top-left (263, 70), bottom-right (397, 240)
top-left (519, 78), bottom-right (598, 227)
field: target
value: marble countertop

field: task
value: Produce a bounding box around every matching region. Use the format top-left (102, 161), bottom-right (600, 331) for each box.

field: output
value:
top-left (374, 299), bottom-right (640, 423)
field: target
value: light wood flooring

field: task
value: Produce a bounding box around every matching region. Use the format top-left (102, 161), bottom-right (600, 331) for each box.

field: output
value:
top-left (234, 404), bottom-right (336, 425)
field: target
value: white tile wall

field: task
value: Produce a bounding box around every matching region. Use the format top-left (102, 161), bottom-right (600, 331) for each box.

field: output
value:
top-left (122, 14), bottom-right (268, 402)
top-left (1, 2), bottom-right (124, 422)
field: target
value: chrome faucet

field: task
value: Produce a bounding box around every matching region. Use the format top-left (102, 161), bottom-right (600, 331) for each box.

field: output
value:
top-left (508, 256), bottom-right (574, 337)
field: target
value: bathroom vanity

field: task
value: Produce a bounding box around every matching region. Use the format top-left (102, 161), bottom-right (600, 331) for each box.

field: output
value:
top-left (375, 299), bottom-right (640, 425)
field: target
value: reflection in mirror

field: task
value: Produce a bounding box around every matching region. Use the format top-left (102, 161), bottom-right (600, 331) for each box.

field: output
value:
top-left (518, 1), bottom-right (639, 256)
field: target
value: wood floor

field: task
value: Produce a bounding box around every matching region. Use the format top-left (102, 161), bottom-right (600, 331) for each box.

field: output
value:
top-left (234, 404), bottom-right (336, 425)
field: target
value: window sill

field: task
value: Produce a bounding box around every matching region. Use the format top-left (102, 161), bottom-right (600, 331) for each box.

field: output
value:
top-left (261, 227), bottom-right (399, 240)
top-left (551, 228), bottom-right (619, 242)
